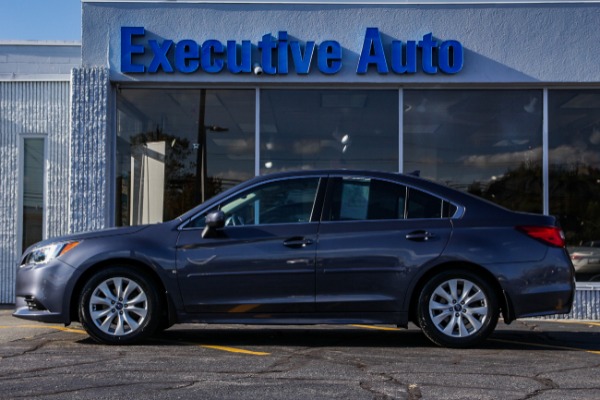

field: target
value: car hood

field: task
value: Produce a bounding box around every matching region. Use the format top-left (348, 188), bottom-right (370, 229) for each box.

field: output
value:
top-left (22, 225), bottom-right (152, 254)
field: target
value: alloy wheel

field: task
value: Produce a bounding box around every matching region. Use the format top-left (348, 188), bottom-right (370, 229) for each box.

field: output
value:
top-left (88, 276), bottom-right (149, 336)
top-left (428, 278), bottom-right (489, 338)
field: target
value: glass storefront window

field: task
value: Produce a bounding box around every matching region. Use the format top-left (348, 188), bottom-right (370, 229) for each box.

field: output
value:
top-left (116, 89), bottom-right (255, 226)
top-left (260, 90), bottom-right (398, 173)
top-left (404, 90), bottom-right (543, 213)
top-left (549, 90), bottom-right (600, 282)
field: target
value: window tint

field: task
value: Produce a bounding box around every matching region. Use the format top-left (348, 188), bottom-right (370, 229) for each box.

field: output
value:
top-left (191, 178), bottom-right (320, 227)
top-left (329, 178), bottom-right (407, 221)
top-left (328, 177), bottom-right (454, 221)
top-left (406, 189), bottom-right (443, 219)
top-left (442, 201), bottom-right (458, 218)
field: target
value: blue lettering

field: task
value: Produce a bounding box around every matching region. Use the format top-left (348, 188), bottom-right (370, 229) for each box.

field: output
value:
top-left (148, 40), bottom-right (174, 73)
top-left (278, 31), bottom-right (289, 75)
top-left (258, 34), bottom-right (277, 74)
top-left (201, 40), bottom-right (225, 73)
top-left (119, 26), bottom-right (463, 76)
top-left (318, 41), bottom-right (342, 74)
top-left (175, 40), bottom-right (199, 74)
top-left (121, 27), bottom-right (145, 73)
top-left (227, 40), bottom-right (252, 74)
top-left (419, 33), bottom-right (438, 74)
top-left (438, 40), bottom-right (463, 74)
top-left (357, 27), bottom-right (388, 74)
top-left (391, 41), bottom-right (417, 74)
top-left (290, 41), bottom-right (315, 75)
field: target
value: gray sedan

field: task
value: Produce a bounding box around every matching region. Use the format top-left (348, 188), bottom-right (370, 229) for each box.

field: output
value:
top-left (14, 170), bottom-right (575, 348)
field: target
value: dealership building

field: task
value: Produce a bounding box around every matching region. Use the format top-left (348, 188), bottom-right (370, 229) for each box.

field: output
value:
top-left (1, 0), bottom-right (600, 315)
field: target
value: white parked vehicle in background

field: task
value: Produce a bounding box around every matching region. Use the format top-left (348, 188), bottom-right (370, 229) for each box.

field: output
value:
top-left (569, 241), bottom-right (600, 282)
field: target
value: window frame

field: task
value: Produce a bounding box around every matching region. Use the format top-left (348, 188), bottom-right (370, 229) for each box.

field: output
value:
top-left (179, 175), bottom-right (328, 230)
top-left (321, 174), bottom-right (462, 223)
top-left (17, 134), bottom-right (48, 255)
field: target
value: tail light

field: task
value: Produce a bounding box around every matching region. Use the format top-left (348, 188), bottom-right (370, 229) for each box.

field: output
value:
top-left (517, 226), bottom-right (565, 248)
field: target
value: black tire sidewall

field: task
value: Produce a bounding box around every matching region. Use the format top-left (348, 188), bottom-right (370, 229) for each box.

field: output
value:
top-left (417, 270), bottom-right (499, 348)
top-left (78, 266), bottom-right (160, 345)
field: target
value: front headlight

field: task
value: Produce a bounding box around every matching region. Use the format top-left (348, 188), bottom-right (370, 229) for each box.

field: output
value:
top-left (21, 241), bottom-right (81, 266)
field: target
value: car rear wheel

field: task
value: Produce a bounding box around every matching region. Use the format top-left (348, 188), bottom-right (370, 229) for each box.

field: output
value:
top-left (417, 270), bottom-right (499, 348)
top-left (79, 267), bottom-right (160, 344)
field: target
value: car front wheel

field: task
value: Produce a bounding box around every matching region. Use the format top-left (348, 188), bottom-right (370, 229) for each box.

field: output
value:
top-left (417, 270), bottom-right (499, 348)
top-left (79, 267), bottom-right (160, 344)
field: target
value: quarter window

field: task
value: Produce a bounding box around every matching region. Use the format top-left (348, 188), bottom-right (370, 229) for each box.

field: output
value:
top-left (407, 188), bottom-right (442, 219)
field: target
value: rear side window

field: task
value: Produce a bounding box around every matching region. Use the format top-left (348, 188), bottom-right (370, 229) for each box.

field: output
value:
top-left (328, 177), bottom-right (456, 221)
top-left (327, 178), bottom-right (406, 221)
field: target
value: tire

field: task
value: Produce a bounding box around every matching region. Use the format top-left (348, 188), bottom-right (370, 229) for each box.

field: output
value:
top-left (417, 270), bottom-right (499, 348)
top-left (78, 266), bottom-right (161, 345)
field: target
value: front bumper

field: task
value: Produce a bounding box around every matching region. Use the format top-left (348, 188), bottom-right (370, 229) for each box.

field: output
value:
top-left (12, 259), bottom-right (79, 325)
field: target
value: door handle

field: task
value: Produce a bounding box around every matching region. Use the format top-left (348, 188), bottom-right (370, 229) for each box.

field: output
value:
top-left (283, 237), bottom-right (314, 248)
top-left (406, 230), bottom-right (435, 242)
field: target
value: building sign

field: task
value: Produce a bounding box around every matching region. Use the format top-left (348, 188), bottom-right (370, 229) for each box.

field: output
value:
top-left (121, 27), bottom-right (463, 76)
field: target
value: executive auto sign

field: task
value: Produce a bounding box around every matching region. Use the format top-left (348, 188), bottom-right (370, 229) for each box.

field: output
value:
top-left (121, 27), bottom-right (463, 76)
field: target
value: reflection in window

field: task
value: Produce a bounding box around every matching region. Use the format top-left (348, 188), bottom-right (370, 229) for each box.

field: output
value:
top-left (407, 189), bottom-right (443, 219)
top-left (327, 177), bottom-right (453, 221)
top-left (191, 178), bottom-right (320, 227)
top-left (116, 89), bottom-right (255, 226)
top-left (260, 90), bottom-right (398, 173)
top-left (549, 90), bottom-right (600, 282)
top-left (404, 90), bottom-right (543, 213)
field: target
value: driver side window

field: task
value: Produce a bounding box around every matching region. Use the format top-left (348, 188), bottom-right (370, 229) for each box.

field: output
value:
top-left (191, 178), bottom-right (320, 227)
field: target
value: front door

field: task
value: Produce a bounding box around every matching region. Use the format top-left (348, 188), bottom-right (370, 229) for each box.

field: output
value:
top-left (176, 177), bottom-right (324, 314)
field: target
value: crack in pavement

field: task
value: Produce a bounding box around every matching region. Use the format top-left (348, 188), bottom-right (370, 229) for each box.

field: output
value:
top-left (7, 380), bottom-right (199, 399)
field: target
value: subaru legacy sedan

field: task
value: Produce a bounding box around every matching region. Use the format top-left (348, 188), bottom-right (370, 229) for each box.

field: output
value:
top-left (14, 170), bottom-right (575, 348)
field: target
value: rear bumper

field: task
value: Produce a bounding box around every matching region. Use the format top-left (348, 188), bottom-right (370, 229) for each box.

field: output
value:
top-left (490, 248), bottom-right (575, 319)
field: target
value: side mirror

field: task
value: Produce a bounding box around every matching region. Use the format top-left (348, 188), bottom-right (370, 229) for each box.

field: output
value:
top-left (202, 211), bottom-right (225, 238)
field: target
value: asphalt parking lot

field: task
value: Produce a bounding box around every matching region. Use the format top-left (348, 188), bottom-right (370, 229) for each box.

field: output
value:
top-left (1, 307), bottom-right (600, 400)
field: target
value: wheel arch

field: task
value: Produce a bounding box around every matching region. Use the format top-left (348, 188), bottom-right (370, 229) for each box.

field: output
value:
top-left (69, 258), bottom-right (176, 327)
top-left (407, 261), bottom-right (514, 326)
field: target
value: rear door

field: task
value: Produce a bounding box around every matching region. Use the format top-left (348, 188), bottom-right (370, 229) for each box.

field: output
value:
top-left (315, 176), bottom-right (453, 313)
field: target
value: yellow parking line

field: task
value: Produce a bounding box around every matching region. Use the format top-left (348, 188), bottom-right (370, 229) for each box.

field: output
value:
top-left (536, 319), bottom-right (600, 328)
top-left (491, 338), bottom-right (600, 355)
top-left (350, 324), bottom-right (401, 332)
top-left (0, 324), bottom-right (86, 334)
top-left (2, 326), bottom-right (270, 355)
top-left (200, 344), bottom-right (270, 356)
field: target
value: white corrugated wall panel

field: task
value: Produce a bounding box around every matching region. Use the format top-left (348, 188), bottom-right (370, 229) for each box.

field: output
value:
top-left (0, 81), bottom-right (71, 304)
